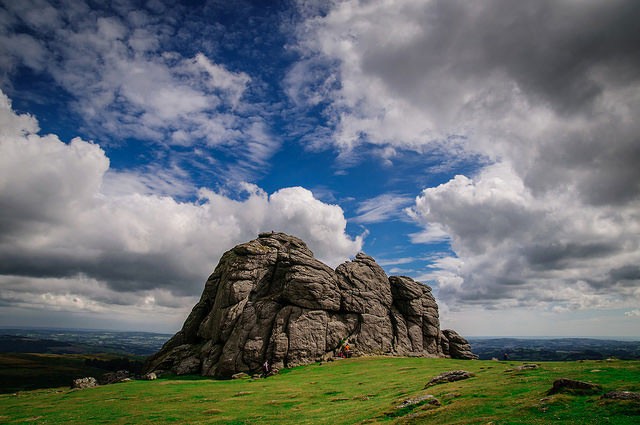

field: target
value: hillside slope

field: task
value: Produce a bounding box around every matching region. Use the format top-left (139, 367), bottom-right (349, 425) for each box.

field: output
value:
top-left (1, 357), bottom-right (639, 424)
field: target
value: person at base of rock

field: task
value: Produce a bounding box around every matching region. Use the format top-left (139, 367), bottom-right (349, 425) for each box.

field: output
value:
top-left (262, 359), bottom-right (271, 377)
top-left (344, 343), bottom-right (351, 358)
top-left (338, 340), bottom-right (351, 358)
top-left (503, 352), bottom-right (509, 361)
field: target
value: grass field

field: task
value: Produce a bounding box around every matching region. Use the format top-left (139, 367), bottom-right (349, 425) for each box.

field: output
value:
top-left (1, 357), bottom-right (638, 424)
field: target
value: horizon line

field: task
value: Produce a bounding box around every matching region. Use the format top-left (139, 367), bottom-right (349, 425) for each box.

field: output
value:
top-left (1, 326), bottom-right (638, 341)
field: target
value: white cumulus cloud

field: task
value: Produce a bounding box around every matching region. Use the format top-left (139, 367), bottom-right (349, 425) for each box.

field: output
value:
top-left (409, 163), bottom-right (640, 311)
top-left (0, 0), bottom-right (274, 183)
top-left (0, 90), bottom-right (362, 326)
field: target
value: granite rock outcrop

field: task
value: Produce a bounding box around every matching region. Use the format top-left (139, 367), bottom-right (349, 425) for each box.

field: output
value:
top-left (145, 232), bottom-right (476, 378)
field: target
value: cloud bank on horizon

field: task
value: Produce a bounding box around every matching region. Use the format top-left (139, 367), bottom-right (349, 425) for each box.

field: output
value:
top-left (1, 0), bottom-right (639, 335)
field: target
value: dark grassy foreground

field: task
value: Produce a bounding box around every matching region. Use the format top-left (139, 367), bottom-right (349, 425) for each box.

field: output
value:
top-left (1, 357), bottom-right (639, 424)
top-left (0, 353), bottom-right (144, 393)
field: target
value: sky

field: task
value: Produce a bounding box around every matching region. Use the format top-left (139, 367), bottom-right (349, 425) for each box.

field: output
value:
top-left (1, 0), bottom-right (639, 337)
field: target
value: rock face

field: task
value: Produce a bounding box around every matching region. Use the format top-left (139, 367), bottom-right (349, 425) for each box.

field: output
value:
top-left (441, 329), bottom-right (479, 360)
top-left (145, 232), bottom-right (476, 378)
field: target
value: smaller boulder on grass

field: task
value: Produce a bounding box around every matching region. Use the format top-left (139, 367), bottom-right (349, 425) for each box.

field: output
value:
top-left (547, 378), bottom-right (602, 395)
top-left (100, 370), bottom-right (130, 385)
top-left (72, 377), bottom-right (98, 389)
top-left (231, 372), bottom-right (250, 380)
top-left (397, 394), bottom-right (441, 409)
top-left (507, 364), bottom-right (540, 372)
top-left (142, 372), bottom-right (157, 380)
top-left (602, 391), bottom-right (640, 401)
top-left (425, 370), bottom-right (475, 387)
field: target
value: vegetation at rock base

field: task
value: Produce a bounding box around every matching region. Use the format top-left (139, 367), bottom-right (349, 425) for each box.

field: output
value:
top-left (1, 357), bottom-right (639, 424)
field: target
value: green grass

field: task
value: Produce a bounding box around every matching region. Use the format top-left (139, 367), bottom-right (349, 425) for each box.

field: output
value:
top-left (1, 357), bottom-right (639, 424)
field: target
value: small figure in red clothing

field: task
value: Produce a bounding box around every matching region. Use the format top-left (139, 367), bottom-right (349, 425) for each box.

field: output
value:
top-left (344, 342), bottom-right (351, 358)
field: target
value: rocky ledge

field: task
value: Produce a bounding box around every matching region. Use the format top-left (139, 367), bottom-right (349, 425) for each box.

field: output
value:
top-left (145, 232), bottom-right (477, 378)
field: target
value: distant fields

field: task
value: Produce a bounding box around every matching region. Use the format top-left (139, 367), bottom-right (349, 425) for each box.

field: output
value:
top-left (1, 357), bottom-right (639, 424)
top-left (468, 337), bottom-right (640, 361)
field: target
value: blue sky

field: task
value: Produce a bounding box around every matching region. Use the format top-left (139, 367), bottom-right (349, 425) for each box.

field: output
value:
top-left (1, 0), bottom-right (639, 337)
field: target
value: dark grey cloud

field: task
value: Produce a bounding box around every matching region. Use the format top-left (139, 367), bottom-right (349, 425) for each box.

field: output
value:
top-left (295, 0), bottom-right (640, 313)
top-left (609, 266), bottom-right (640, 282)
top-left (360, 0), bottom-right (640, 115)
top-left (0, 250), bottom-right (203, 295)
top-left (524, 116), bottom-right (640, 207)
top-left (524, 242), bottom-right (621, 271)
top-left (470, 0), bottom-right (640, 114)
top-left (353, 0), bottom-right (640, 207)
top-left (297, 0), bottom-right (640, 205)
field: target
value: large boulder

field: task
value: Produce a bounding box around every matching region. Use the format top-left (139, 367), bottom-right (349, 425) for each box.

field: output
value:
top-left (441, 329), bottom-right (479, 360)
top-left (144, 232), bottom-right (475, 378)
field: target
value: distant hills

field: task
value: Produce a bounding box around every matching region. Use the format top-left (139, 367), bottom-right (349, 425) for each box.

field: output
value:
top-left (468, 337), bottom-right (640, 361)
top-left (0, 328), bottom-right (172, 356)
top-left (1, 328), bottom-right (638, 362)
top-left (0, 329), bottom-right (173, 393)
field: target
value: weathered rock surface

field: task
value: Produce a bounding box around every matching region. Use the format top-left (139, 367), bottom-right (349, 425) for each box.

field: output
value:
top-left (602, 391), bottom-right (640, 401)
top-left (506, 364), bottom-right (540, 372)
top-left (547, 378), bottom-right (603, 395)
top-left (145, 232), bottom-right (476, 378)
top-left (99, 370), bottom-right (130, 385)
top-left (71, 377), bottom-right (97, 389)
top-left (425, 370), bottom-right (475, 387)
top-left (397, 394), bottom-right (441, 409)
top-left (441, 329), bottom-right (479, 360)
